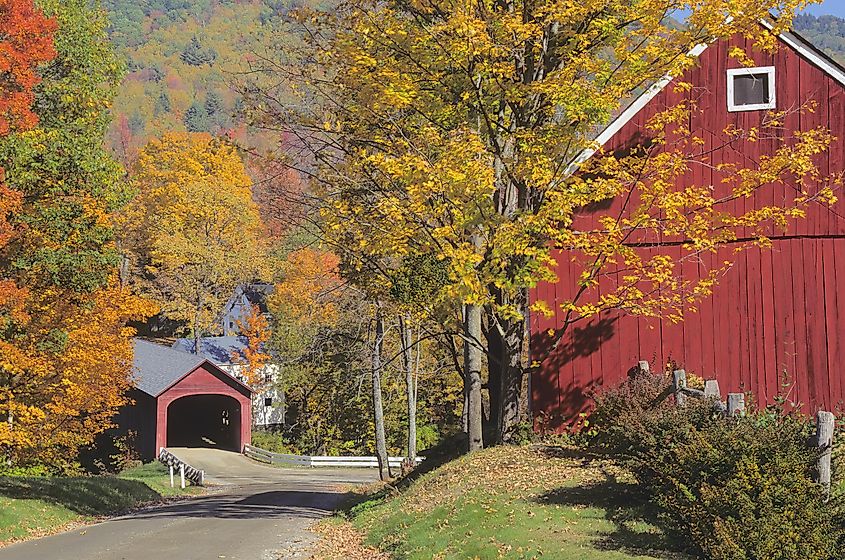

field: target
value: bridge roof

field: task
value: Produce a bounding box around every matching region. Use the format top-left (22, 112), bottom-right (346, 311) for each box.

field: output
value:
top-left (132, 339), bottom-right (252, 397)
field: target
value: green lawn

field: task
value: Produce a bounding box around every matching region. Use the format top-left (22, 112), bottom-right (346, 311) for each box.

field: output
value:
top-left (0, 462), bottom-right (202, 543)
top-left (325, 446), bottom-right (691, 560)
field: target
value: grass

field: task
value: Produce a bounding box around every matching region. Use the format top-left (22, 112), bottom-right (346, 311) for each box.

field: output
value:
top-left (119, 461), bottom-right (205, 497)
top-left (0, 462), bottom-right (202, 543)
top-left (315, 445), bottom-right (691, 560)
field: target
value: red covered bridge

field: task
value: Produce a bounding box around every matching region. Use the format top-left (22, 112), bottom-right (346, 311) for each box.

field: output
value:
top-left (118, 339), bottom-right (253, 460)
top-left (531, 23), bottom-right (845, 430)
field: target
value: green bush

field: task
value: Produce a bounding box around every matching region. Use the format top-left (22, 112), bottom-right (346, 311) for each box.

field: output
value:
top-left (251, 429), bottom-right (294, 454)
top-left (590, 369), bottom-right (718, 460)
top-left (0, 463), bottom-right (51, 477)
top-left (591, 372), bottom-right (845, 560)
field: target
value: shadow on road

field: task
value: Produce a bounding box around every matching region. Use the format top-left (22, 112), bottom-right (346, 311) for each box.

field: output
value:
top-left (123, 489), bottom-right (341, 521)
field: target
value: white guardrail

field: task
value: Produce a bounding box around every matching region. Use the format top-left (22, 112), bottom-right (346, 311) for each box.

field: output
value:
top-left (159, 447), bottom-right (205, 487)
top-left (243, 444), bottom-right (423, 469)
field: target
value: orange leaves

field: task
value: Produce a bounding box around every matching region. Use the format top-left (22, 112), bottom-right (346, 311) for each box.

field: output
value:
top-left (271, 248), bottom-right (342, 328)
top-left (0, 182), bottom-right (22, 249)
top-left (0, 0), bottom-right (56, 136)
top-left (0, 283), bottom-right (155, 468)
top-left (232, 304), bottom-right (272, 386)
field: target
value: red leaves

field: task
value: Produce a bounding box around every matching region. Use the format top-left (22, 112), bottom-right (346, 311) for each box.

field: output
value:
top-left (0, 0), bottom-right (57, 136)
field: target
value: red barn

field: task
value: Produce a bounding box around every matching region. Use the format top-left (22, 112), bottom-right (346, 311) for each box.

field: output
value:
top-left (530, 23), bottom-right (845, 430)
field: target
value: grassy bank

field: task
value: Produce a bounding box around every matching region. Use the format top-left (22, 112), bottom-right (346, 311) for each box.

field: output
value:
top-left (0, 462), bottom-right (202, 544)
top-left (315, 446), bottom-right (691, 560)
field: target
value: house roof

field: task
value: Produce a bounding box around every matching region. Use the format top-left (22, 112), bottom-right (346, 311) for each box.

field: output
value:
top-left (566, 20), bottom-right (845, 175)
top-left (171, 336), bottom-right (249, 366)
top-left (132, 338), bottom-right (253, 397)
top-left (222, 283), bottom-right (274, 316)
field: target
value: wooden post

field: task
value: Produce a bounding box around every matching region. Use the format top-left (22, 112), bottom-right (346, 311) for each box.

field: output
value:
top-left (816, 410), bottom-right (835, 497)
top-left (704, 379), bottom-right (721, 398)
top-left (169, 465), bottom-right (174, 488)
top-left (672, 370), bottom-right (687, 406)
top-left (638, 361), bottom-right (650, 375)
top-left (726, 393), bottom-right (745, 417)
top-left (180, 463), bottom-right (186, 489)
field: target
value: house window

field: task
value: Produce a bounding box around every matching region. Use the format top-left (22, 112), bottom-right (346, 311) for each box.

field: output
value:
top-left (264, 397), bottom-right (273, 407)
top-left (727, 67), bottom-right (776, 112)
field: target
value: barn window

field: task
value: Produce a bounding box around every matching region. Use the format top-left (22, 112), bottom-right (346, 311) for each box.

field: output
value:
top-left (264, 397), bottom-right (273, 407)
top-left (727, 67), bottom-right (776, 112)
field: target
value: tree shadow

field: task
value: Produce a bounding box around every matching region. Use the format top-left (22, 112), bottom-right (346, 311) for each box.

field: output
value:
top-left (535, 469), bottom-right (692, 559)
top-left (124, 490), bottom-right (340, 521)
top-left (0, 476), bottom-right (160, 516)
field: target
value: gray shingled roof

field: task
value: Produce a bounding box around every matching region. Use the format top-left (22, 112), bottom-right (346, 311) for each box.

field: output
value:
top-left (132, 339), bottom-right (206, 397)
top-left (171, 336), bottom-right (249, 366)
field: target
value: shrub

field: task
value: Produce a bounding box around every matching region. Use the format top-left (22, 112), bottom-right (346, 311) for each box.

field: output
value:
top-left (590, 372), bottom-right (845, 560)
top-left (251, 429), bottom-right (294, 454)
top-left (590, 369), bottom-right (718, 461)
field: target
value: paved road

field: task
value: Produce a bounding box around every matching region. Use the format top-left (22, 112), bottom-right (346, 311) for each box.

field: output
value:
top-left (0, 449), bottom-right (375, 560)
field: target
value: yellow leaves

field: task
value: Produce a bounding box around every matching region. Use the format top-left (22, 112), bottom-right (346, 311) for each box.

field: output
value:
top-left (122, 132), bottom-right (267, 334)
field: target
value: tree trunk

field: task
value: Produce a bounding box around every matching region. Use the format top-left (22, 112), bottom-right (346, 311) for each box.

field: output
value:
top-left (464, 303), bottom-right (484, 452)
top-left (488, 288), bottom-right (528, 444)
top-left (399, 313), bottom-right (417, 462)
top-left (371, 307), bottom-right (391, 480)
top-left (193, 295), bottom-right (203, 355)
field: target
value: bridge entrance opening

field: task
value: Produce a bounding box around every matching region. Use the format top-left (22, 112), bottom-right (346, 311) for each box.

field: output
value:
top-left (166, 394), bottom-right (242, 451)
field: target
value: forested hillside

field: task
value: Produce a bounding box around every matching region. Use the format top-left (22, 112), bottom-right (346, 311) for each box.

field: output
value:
top-left (794, 13), bottom-right (845, 64)
top-left (101, 1), bottom-right (297, 162)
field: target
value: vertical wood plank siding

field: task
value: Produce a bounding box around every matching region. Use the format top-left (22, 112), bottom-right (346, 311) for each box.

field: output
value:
top-left (530, 35), bottom-right (845, 430)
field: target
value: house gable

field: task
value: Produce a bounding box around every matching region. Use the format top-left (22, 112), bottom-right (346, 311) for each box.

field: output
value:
top-left (579, 28), bottom-right (845, 240)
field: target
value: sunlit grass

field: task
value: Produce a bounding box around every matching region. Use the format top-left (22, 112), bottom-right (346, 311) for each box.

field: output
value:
top-left (0, 462), bottom-right (201, 543)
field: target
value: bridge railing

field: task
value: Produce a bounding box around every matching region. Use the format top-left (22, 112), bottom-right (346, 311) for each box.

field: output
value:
top-left (243, 444), bottom-right (423, 469)
top-left (159, 447), bottom-right (205, 487)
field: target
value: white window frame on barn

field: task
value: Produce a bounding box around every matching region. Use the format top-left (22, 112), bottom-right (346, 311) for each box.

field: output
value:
top-left (726, 66), bottom-right (776, 112)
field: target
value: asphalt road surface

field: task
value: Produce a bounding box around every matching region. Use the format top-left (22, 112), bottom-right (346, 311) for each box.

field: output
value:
top-left (0, 448), bottom-right (376, 560)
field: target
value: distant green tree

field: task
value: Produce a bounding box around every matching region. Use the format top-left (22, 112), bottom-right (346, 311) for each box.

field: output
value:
top-left (184, 100), bottom-right (209, 132)
top-left (128, 111), bottom-right (144, 134)
top-left (180, 36), bottom-right (216, 66)
top-left (155, 91), bottom-right (171, 115)
top-left (794, 13), bottom-right (845, 64)
top-left (204, 90), bottom-right (226, 129)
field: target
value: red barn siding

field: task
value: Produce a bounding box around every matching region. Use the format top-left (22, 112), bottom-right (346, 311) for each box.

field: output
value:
top-left (531, 34), bottom-right (845, 430)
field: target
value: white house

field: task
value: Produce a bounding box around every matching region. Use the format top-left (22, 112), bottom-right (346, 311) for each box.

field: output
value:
top-left (171, 336), bottom-right (285, 428)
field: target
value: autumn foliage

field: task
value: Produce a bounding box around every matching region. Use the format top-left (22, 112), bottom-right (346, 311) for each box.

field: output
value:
top-left (0, 0), bottom-right (56, 258)
top-left (0, 1), bottom-right (154, 470)
top-left (232, 304), bottom-right (272, 386)
top-left (271, 248), bottom-right (342, 328)
top-left (121, 132), bottom-right (266, 347)
top-left (0, 0), bottom-right (56, 136)
top-left (0, 285), bottom-right (155, 469)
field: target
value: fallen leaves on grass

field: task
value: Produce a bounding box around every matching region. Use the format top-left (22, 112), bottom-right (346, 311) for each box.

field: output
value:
top-left (402, 445), bottom-right (625, 515)
top-left (311, 519), bottom-right (391, 560)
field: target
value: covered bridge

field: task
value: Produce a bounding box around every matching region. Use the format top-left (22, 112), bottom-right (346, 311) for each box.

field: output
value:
top-left (119, 339), bottom-right (253, 460)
